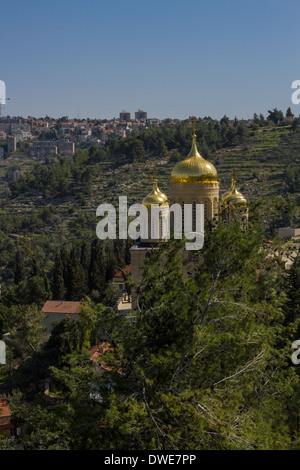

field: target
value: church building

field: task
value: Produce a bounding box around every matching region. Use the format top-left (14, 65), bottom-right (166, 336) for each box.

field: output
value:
top-left (130, 126), bottom-right (248, 284)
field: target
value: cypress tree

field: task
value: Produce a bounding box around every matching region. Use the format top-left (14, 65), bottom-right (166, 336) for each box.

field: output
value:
top-left (14, 250), bottom-right (26, 285)
top-left (60, 248), bottom-right (69, 289)
top-left (52, 252), bottom-right (65, 300)
top-left (80, 240), bottom-right (90, 272)
top-left (105, 242), bottom-right (118, 282)
top-left (30, 256), bottom-right (41, 277)
top-left (66, 247), bottom-right (88, 301)
top-left (88, 239), bottom-right (105, 294)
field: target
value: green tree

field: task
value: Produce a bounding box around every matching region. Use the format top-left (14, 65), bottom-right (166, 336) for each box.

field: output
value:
top-left (52, 252), bottom-right (65, 300)
top-left (3, 304), bottom-right (47, 393)
top-left (285, 251), bottom-right (300, 324)
top-left (14, 250), bottom-right (25, 285)
top-left (66, 248), bottom-right (88, 301)
top-left (286, 107), bottom-right (294, 119)
top-left (80, 240), bottom-right (90, 272)
top-left (89, 239), bottom-right (105, 297)
top-left (4, 226), bottom-right (300, 450)
top-left (89, 225), bottom-right (299, 450)
top-left (267, 108), bottom-right (284, 124)
top-left (237, 123), bottom-right (248, 142)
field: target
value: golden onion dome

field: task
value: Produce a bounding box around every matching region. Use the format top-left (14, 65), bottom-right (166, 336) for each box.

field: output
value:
top-left (170, 134), bottom-right (218, 184)
top-left (222, 175), bottom-right (247, 208)
top-left (142, 179), bottom-right (168, 207)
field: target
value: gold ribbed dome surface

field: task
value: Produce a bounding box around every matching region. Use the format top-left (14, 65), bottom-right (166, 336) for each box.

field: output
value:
top-left (142, 179), bottom-right (168, 206)
top-left (222, 175), bottom-right (247, 207)
top-left (171, 136), bottom-right (218, 184)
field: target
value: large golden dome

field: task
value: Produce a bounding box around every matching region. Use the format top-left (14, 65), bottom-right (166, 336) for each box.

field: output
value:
top-left (171, 135), bottom-right (218, 184)
top-left (142, 179), bottom-right (168, 207)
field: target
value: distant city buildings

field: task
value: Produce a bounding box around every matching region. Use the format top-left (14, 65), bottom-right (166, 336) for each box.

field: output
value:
top-left (0, 114), bottom-right (162, 155)
top-left (7, 136), bottom-right (16, 153)
top-left (119, 109), bottom-right (148, 122)
top-left (29, 139), bottom-right (75, 158)
top-left (10, 122), bottom-right (32, 142)
top-left (119, 110), bottom-right (131, 122)
top-left (0, 114), bottom-right (174, 161)
top-left (135, 109), bottom-right (147, 121)
top-left (57, 139), bottom-right (75, 155)
top-left (29, 141), bottom-right (58, 158)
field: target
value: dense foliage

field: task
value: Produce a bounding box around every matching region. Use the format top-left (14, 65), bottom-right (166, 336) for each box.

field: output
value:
top-left (0, 222), bottom-right (299, 450)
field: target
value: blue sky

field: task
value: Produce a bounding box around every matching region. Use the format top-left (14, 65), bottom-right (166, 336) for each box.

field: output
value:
top-left (1, 0), bottom-right (300, 120)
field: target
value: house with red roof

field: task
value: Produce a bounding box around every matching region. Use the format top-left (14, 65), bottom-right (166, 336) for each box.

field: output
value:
top-left (42, 300), bottom-right (82, 333)
top-left (89, 342), bottom-right (113, 371)
top-left (0, 400), bottom-right (14, 438)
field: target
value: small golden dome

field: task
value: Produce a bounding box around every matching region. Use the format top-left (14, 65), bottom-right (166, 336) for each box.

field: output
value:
top-left (170, 135), bottom-right (218, 184)
top-left (142, 179), bottom-right (168, 207)
top-left (222, 175), bottom-right (247, 208)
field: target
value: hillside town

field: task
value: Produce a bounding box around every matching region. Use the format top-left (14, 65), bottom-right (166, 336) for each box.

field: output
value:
top-left (0, 109), bottom-right (163, 160)
top-left (0, 108), bottom-right (284, 166)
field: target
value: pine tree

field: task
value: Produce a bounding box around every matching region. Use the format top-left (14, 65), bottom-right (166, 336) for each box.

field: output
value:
top-left (88, 224), bottom-right (299, 450)
top-left (285, 251), bottom-right (300, 324)
top-left (105, 242), bottom-right (118, 282)
top-left (113, 239), bottom-right (125, 267)
top-left (5, 225), bottom-right (300, 450)
top-left (14, 250), bottom-right (25, 285)
top-left (30, 256), bottom-right (41, 277)
top-left (66, 247), bottom-right (88, 301)
top-left (88, 239), bottom-right (105, 295)
top-left (286, 107), bottom-right (294, 119)
top-left (52, 252), bottom-right (65, 300)
top-left (80, 240), bottom-right (90, 271)
top-left (60, 248), bottom-right (69, 290)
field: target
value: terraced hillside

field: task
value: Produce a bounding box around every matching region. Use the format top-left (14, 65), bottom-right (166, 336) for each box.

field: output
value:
top-left (91, 124), bottom-right (300, 222)
top-left (0, 123), bottom-right (299, 285)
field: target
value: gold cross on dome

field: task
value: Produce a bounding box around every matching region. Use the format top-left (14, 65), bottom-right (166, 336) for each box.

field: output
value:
top-left (152, 170), bottom-right (158, 183)
top-left (190, 116), bottom-right (200, 137)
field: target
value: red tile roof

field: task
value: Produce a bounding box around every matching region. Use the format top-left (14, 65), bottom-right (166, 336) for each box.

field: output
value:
top-left (0, 400), bottom-right (10, 418)
top-left (89, 342), bottom-right (113, 370)
top-left (42, 301), bottom-right (81, 314)
top-left (113, 264), bottom-right (131, 279)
